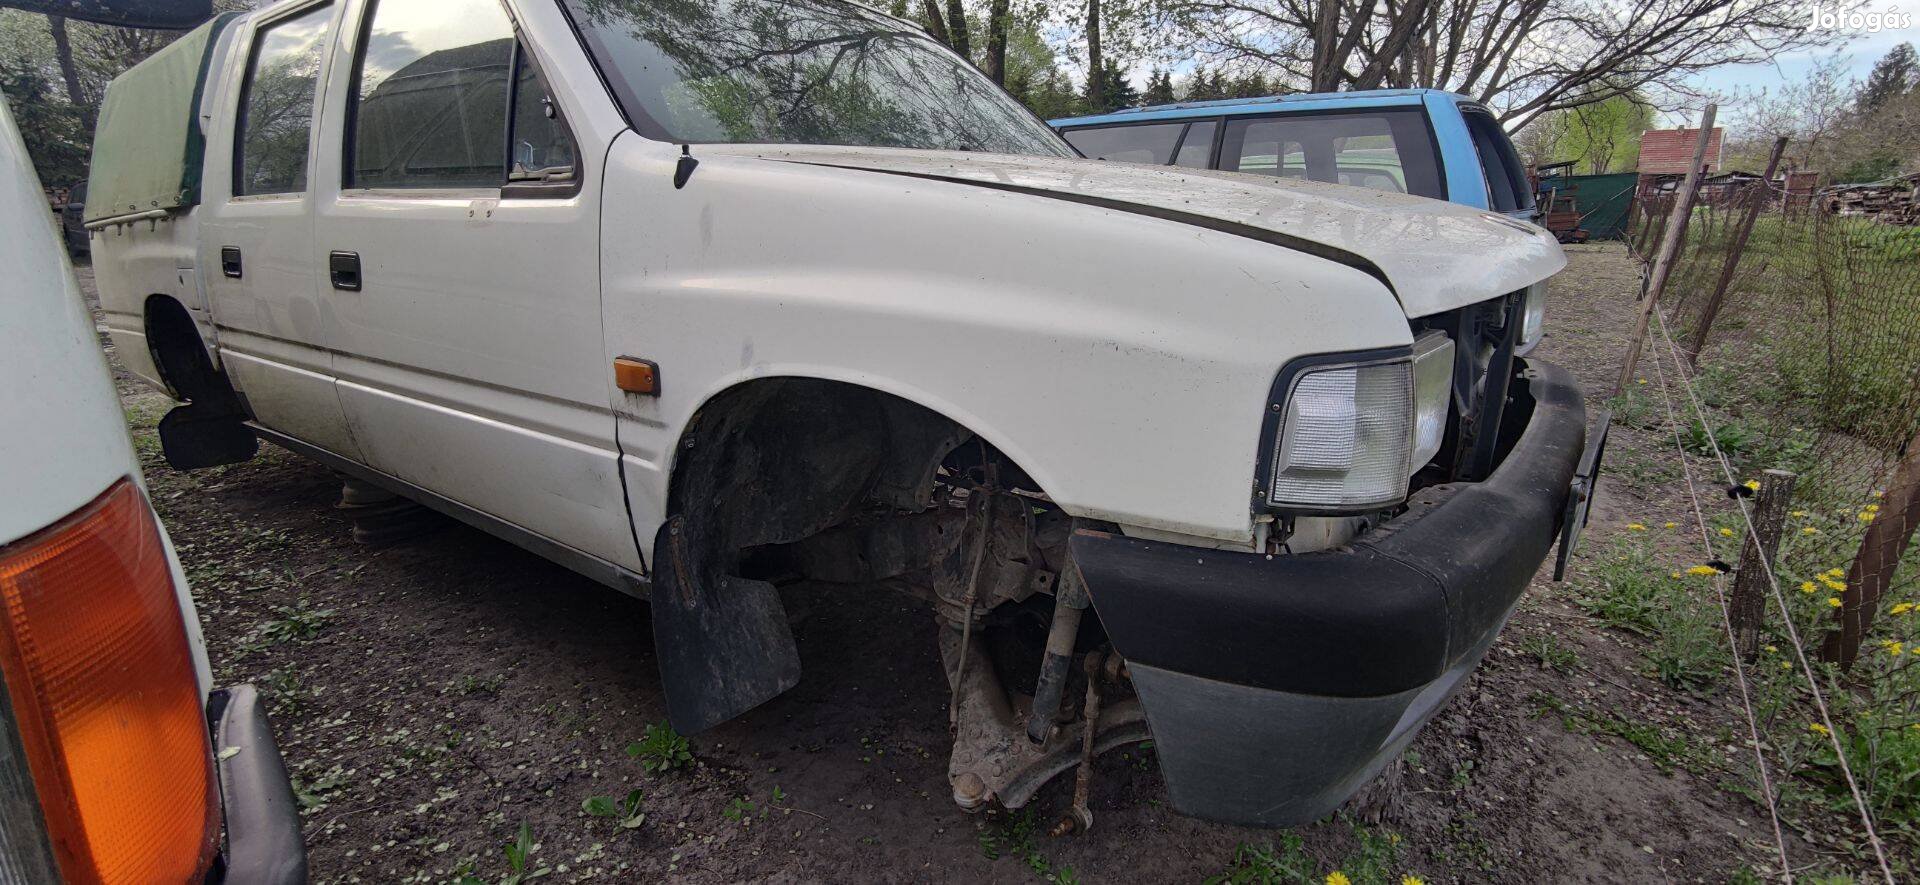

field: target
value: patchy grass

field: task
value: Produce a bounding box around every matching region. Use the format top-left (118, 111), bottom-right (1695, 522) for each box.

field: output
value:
top-left (1208, 820), bottom-right (1416, 885)
top-left (1530, 692), bottom-right (1717, 777)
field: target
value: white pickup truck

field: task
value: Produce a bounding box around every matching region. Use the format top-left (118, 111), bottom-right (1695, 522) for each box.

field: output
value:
top-left (87, 0), bottom-right (1599, 827)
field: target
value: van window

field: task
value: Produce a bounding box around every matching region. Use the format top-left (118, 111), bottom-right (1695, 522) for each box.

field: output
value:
top-left (1062, 123), bottom-right (1186, 164)
top-left (1462, 109), bottom-right (1532, 213)
top-left (347, 0), bottom-right (514, 189)
top-left (235, 4), bottom-right (332, 196)
top-left (1219, 110), bottom-right (1443, 200)
top-left (1173, 121), bottom-right (1215, 168)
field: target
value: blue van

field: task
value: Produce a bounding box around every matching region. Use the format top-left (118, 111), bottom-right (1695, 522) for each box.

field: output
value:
top-left (1051, 88), bottom-right (1537, 221)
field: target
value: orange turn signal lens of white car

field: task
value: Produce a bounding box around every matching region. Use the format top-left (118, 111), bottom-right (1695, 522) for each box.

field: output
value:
top-left (613, 356), bottom-right (660, 396)
top-left (0, 479), bottom-right (218, 884)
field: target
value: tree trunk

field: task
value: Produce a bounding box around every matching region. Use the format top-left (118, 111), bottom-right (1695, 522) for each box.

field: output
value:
top-left (919, 0), bottom-right (951, 46)
top-left (1085, 0), bottom-right (1103, 110)
top-left (1311, 0), bottom-right (1340, 92)
top-left (945, 0), bottom-right (971, 62)
top-left (984, 0), bottom-right (1010, 85)
top-left (47, 15), bottom-right (95, 134)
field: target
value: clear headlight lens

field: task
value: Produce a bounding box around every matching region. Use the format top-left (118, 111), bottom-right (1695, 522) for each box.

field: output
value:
top-left (1411, 331), bottom-right (1454, 468)
top-left (1517, 280), bottom-right (1547, 353)
top-left (1269, 355), bottom-right (1414, 510)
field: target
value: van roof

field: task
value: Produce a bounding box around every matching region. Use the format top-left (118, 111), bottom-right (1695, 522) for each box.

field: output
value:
top-left (1049, 88), bottom-right (1467, 129)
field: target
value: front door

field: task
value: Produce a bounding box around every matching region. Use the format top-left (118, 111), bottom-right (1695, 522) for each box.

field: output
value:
top-left (310, 0), bottom-right (639, 574)
top-left (199, 0), bottom-right (363, 459)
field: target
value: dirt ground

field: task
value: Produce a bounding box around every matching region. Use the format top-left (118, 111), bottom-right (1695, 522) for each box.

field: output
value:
top-left (90, 245), bottom-right (1833, 882)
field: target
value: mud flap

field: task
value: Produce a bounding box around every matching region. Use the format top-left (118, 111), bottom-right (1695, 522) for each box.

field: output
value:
top-left (158, 402), bottom-right (258, 470)
top-left (650, 516), bottom-right (801, 735)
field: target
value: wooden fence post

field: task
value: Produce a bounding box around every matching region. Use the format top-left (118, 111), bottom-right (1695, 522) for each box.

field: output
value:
top-left (1824, 424), bottom-right (1920, 668)
top-left (1615, 104), bottom-right (1717, 398)
top-left (1732, 469), bottom-right (1796, 660)
top-left (1685, 136), bottom-right (1789, 367)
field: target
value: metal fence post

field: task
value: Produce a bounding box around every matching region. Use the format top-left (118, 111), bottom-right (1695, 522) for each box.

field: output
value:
top-left (1732, 469), bottom-right (1796, 660)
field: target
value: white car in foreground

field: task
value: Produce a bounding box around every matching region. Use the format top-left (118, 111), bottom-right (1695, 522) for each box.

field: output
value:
top-left (85, 0), bottom-right (1601, 827)
top-left (0, 53), bottom-right (304, 885)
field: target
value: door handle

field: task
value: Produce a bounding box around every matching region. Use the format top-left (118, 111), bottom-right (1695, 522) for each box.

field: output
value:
top-left (220, 246), bottom-right (242, 278)
top-left (328, 251), bottom-right (362, 291)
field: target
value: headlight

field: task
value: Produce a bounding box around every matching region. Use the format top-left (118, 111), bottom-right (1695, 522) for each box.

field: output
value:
top-left (1265, 351), bottom-right (1414, 511)
top-left (1262, 337), bottom-right (1455, 513)
top-left (1517, 280), bottom-right (1547, 354)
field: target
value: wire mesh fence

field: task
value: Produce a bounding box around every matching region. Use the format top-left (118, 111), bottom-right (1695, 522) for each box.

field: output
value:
top-left (1623, 180), bottom-right (1920, 870)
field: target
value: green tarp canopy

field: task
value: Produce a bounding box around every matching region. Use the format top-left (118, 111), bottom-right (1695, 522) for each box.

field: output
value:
top-left (83, 13), bottom-right (235, 223)
top-left (1539, 172), bottom-right (1640, 240)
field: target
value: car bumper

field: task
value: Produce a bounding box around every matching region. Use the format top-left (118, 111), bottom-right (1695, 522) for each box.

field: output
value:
top-left (207, 684), bottom-right (307, 884)
top-left (1070, 358), bottom-right (1589, 827)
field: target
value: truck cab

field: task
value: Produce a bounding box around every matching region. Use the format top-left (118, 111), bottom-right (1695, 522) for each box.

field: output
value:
top-left (85, 0), bottom-right (1596, 830)
top-left (1052, 89), bottom-right (1539, 221)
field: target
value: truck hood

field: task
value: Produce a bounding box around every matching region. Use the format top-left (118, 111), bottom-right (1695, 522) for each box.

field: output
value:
top-left (715, 144), bottom-right (1566, 318)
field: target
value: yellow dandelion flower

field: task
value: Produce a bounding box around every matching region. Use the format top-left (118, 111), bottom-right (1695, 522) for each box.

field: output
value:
top-left (1636, 378), bottom-right (1648, 385)
top-left (1665, 521), bottom-right (1678, 528)
top-left (1882, 640), bottom-right (1904, 656)
top-left (1860, 512), bottom-right (1876, 522)
top-left (1744, 479), bottom-right (1760, 492)
top-left (1670, 571), bottom-right (1684, 579)
top-left (1825, 568), bottom-right (1846, 578)
top-left (1626, 523), bottom-right (1647, 531)
top-left (1821, 576), bottom-right (1847, 592)
top-left (1765, 645), bottom-right (1779, 654)
top-left (1687, 565), bottom-right (1719, 576)
top-left (1865, 503), bottom-right (1880, 513)
top-left (1790, 510), bottom-right (1808, 518)
top-left (1809, 722), bottom-right (1830, 736)
top-left (1800, 581), bottom-right (1817, 593)
top-left (1327, 873), bottom-right (1352, 885)
top-left (1874, 490), bottom-right (1886, 498)
top-left (1892, 602), bottom-right (1915, 615)
top-left (1803, 527), bottom-right (1820, 535)
top-left (1719, 527), bottom-right (1735, 537)
top-left (1828, 596), bottom-right (1844, 608)
top-left (1781, 660), bottom-right (1792, 670)
top-left (1402, 878), bottom-right (1426, 885)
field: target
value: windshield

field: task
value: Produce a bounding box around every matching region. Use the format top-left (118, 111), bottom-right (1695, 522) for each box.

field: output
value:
top-left (562, 0), bottom-right (1071, 156)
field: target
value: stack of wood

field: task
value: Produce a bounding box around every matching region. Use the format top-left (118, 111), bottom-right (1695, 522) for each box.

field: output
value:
top-left (1821, 176), bottom-right (1920, 224)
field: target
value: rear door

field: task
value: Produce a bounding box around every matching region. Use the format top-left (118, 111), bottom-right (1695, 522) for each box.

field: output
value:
top-left (198, 1), bottom-right (363, 459)
top-left (309, 0), bottom-right (640, 574)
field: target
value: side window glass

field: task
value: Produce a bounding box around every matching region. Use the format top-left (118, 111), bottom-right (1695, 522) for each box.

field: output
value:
top-left (1062, 123), bottom-right (1186, 164)
top-left (348, 0), bottom-right (514, 189)
top-left (1173, 121), bottom-right (1215, 168)
top-left (509, 51), bottom-right (577, 183)
top-left (1221, 111), bottom-right (1442, 199)
top-left (236, 4), bottom-right (332, 196)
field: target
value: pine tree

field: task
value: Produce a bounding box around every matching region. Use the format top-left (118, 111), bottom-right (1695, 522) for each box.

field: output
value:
top-left (1144, 68), bottom-right (1177, 106)
top-left (1084, 62), bottom-right (1138, 112)
top-left (1861, 43), bottom-right (1917, 111)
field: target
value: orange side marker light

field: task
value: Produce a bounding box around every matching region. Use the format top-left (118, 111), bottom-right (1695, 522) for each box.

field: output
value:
top-left (613, 357), bottom-right (660, 396)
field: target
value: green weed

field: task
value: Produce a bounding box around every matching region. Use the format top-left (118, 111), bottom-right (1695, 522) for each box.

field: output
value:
top-left (581, 789), bottom-right (645, 830)
top-left (626, 721), bottom-right (692, 774)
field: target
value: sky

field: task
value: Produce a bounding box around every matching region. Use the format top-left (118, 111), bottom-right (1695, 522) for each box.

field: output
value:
top-left (1680, 13), bottom-right (1920, 128)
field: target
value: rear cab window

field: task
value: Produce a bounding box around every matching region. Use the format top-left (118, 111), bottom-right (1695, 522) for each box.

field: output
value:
top-left (1461, 108), bottom-right (1533, 214)
top-left (1218, 109), bottom-right (1442, 200)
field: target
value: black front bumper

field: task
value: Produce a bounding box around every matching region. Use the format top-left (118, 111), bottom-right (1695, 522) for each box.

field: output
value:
top-left (1071, 358), bottom-right (1589, 826)
top-left (206, 684), bottom-right (307, 884)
